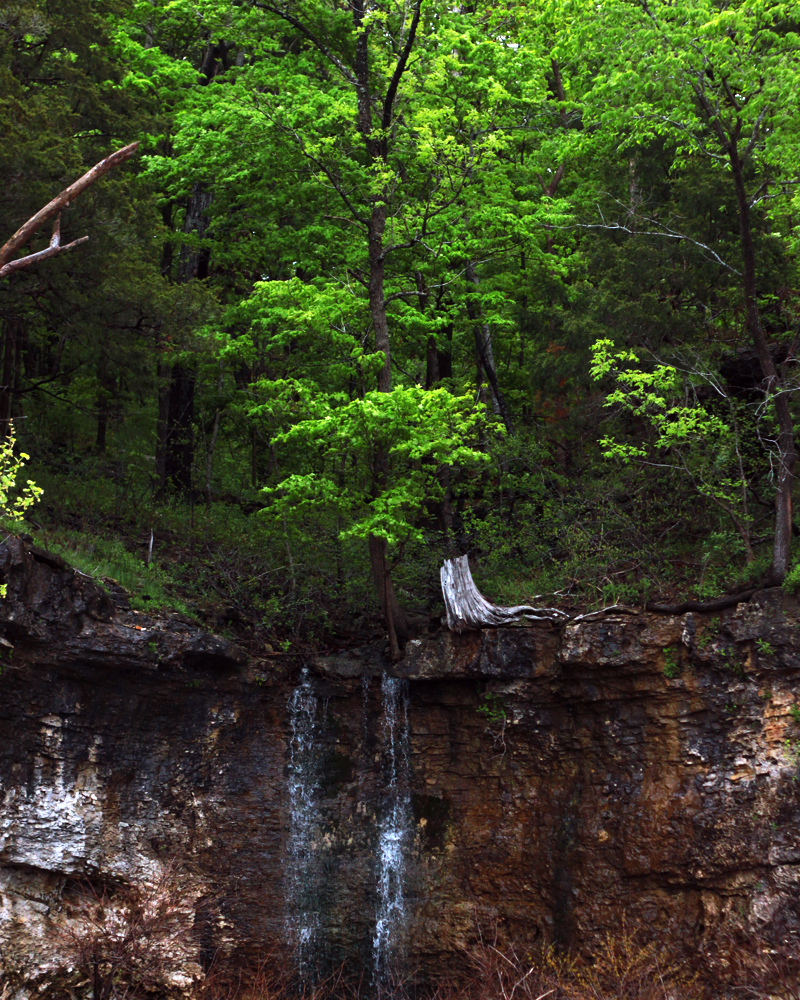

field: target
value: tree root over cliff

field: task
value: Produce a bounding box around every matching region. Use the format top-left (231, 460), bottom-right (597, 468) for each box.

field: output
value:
top-left (644, 585), bottom-right (779, 615)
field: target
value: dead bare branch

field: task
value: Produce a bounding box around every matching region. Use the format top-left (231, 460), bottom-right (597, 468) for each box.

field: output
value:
top-left (0, 141), bottom-right (139, 279)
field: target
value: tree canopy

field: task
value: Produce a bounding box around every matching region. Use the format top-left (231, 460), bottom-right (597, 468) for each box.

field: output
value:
top-left (3, 0), bottom-right (800, 646)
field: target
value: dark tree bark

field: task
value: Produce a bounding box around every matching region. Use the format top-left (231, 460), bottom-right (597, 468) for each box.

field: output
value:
top-left (95, 353), bottom-right (118, 453)
top-left (369, 533), bottom-right (409, 658)
top-left (368, 205), bottom-right (392, 392)
top-left (154, 339), bottom-right (170, 493)
top-left (425, 337), bottom-right (440, 388)
top-left (465, 263), bottom-right (514, 435)
top-left (163, 364), bottom-right (195, 495)
top-left (729, 144), bottom-right (795, 584)
top-left (155, 183), bottom-right (212, 495)
top-left (0, 317), bottom-right (19, 436)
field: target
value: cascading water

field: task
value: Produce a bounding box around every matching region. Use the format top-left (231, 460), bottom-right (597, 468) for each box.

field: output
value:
top-left (285, 668), bottom-right (415, 985)
top-left (285, 669), bottom-right (324, 975)
top-left (372, 674), bottom-right (413, 983)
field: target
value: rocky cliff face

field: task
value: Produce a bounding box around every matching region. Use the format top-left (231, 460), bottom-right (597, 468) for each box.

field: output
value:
top-left (0, 537), bottom-right (798, 991)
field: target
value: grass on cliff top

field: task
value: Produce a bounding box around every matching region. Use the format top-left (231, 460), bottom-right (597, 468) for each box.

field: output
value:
top-left (1, 518), bottom-right (191, 616)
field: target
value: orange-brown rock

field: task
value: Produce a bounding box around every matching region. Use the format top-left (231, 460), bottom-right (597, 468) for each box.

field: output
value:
top-left (0, 537), bottom-right (798, 989)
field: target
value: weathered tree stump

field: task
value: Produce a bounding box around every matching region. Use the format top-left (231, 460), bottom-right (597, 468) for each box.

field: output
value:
top-left (440, 555), bottom-right (568, 631)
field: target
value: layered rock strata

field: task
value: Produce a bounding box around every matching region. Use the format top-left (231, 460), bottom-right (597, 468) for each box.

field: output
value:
top-left (0, 537), bottom-right (798, 989)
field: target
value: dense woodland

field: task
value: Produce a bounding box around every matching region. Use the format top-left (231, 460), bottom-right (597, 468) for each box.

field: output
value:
top-left (3, 0), bottom-right (800, 649)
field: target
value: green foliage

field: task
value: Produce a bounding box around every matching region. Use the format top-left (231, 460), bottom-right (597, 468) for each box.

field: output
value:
top-left (662, 648), bottom-right (680, 680)
top-left (0, 425), bottom-right (42, 527)
top-left (784, 738), bottom-right (800, 776)
top-left (3, 0), bottom-right (800, 634)
top-left (261, 385), bottom-right (488, 551)
top-left (0, 424), bottom-right (43, 598)
top-left (756, 638), bottom-right (775, 656)
top-left (477, 691), bottom-right (507, 726)
top-left (590, 340), bottom-right (759, 559)
top-left (782, 560), bottom-right (800, 595)
top-left (789, 704), bottom-right (800, 725)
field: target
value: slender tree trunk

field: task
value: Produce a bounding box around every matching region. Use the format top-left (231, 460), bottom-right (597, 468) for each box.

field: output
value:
top-left (439, 323), bottom-right (453, 379)
top-left (364, 172), bottom-right (407, 651)
top-left (368, 533), bottom-right (407, 658)
top-left (0, 317), bottom-right (16, 436)
top-left (95, 353), bottom-right (112, 453)
top-left (158, 183), bottom-right (212, 496)
top-left (368, 205), bottom-right (392, 392)
top-left (425, 337), bottom-right (440, 388)
top-left (163, 364), bottom-right (195, 494)
top-left (730, 144), bottom-right (795, 583)
top-left (155, 348), bottom-right (169, 495)
top-left (205, 408), bottom-right (220, 504)
top-left (11, 325), bottom-right (22, 427)
top-left (352, 0), bottom-right (421, 653)
top-left (465, 263), bottom-right (514, 435)
top-left (95, 398), bottom-right (108, 453)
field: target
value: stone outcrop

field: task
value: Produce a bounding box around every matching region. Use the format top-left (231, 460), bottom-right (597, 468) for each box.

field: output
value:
top-left (0, 536), bottom-right (798, 990)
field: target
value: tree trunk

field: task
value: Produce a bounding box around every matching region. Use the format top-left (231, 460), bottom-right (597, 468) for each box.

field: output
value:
top-left (154, 348), bottom-right (169, 495)
top-left (205, 408), bottom-right (221, 504)
top-left (441, 555), bottom-right (566, 631)
top-left (176, 183), bottom-right (212, 283)
top-left (730, 143), bottom-right (795, 584)
top-left (0, 317), bottom-right (17, 436)
top-left (164, 364), bottom-right (195, 495)
top-left (465, 263), bottom-right (514, 435)
top-left (95, 397), bottom-right (108, 453)
top-left (95, 353), bottom-right (113, 453)
top-left (366, 180), bottom-right (407, 648)
top-left (369, 532), bottom-right (408, 658)
top-left (425, 336), bottom-right (440, 388)
top-left (368, 205), bottom-right (391, 392)
top-left (158, 183), bottom-right (212, 496)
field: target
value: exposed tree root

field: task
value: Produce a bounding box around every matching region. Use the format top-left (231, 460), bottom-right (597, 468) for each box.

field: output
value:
top-left (644, 586), bottom-right (777, 615)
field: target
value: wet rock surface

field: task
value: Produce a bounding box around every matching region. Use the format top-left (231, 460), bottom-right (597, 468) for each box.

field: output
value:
top-left (0, 537), bottom-right (799, 988)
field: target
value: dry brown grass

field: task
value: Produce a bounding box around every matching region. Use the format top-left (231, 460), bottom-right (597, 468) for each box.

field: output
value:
top-left (39, 896), bottom-right (799, 1000)
top-left (442, 922), bottom-right (701, 1000)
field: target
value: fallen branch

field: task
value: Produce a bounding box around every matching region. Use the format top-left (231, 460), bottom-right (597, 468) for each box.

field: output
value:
top-left (440, 555), bottom-right (569, 631)
top-left (0, 141), bottom-right (139, 279)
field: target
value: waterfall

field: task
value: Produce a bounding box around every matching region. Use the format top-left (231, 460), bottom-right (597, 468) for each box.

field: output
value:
top-left (285, 669), bottom-right (414, 984)
top-left (285, 669), bottom-right (323, 975)
top-left (373, 674), bottom-right (412, 983)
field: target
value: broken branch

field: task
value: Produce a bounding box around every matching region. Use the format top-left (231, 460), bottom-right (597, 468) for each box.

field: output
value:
top-left (0, 141), bottom-right (139, 278)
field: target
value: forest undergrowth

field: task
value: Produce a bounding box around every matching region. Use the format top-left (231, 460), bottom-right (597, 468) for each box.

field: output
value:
top-left (9, 440), bottom-right (796, 656)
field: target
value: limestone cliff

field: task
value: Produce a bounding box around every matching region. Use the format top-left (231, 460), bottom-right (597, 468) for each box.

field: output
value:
top-left (0, 537), bottom-right (798, 990)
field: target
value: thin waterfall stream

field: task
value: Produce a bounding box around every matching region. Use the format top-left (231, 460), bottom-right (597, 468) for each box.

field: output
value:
top-left (285, 670), bottom-right (414, 984)
top-left (285, 669), bottom-right (324, 974)
top-left (373, 675), bottom-right (412, 982)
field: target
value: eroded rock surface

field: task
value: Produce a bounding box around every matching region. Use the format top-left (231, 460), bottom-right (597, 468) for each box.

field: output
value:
top-left (0, 537), bottom-right (798, 989)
